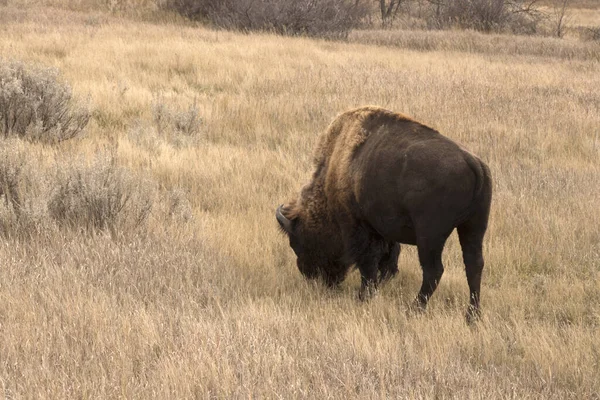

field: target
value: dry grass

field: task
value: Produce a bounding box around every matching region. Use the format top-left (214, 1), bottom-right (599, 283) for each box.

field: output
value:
top-left (569, 6), bottom-right (600, 27)
top-left (1, 5), bottom-right (600, 399)
top-left (350, 28), bottom-right (600, 59)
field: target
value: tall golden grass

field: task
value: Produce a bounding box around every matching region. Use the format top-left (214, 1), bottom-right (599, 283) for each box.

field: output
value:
top-left (0, 4), bottom-right (599, 398)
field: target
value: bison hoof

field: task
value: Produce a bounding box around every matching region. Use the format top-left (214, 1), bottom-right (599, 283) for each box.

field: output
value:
top-left (465, 306), bottom-right (481, 325)
top-left (408, 297), bottom-right (427, 315)
top-left (358, 286), bottom-right (377, 302)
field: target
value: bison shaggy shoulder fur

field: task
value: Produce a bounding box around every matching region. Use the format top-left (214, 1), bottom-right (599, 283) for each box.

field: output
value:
top-left (277, 106), bottom-right (492, 322)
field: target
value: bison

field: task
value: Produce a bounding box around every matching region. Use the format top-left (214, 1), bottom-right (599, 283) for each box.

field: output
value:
top-left (276, 106), bottom-right (492, 321)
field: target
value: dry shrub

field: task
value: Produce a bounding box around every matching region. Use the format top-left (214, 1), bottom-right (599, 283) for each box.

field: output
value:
top-left (127, 123), bottom-right (163, 156)
top-left (164, 0), bottom-right (369, 38)
top-left (423, 0), bottom-right (542, 34)
top-left (440, 0), bottom-right (509, 31)
top-left (48, 151), bottom-right (156, 236)
top-left (0, 138), bottom-right (49, 239)
top-left (166, 188), bottom-right (193, 223)
top-left (19, 0), bottom-right (161, 13)
top-left (128, 95), bottom-right (202, 153)
top-left (0, 139), bottom-right (26, 237)
top-left (152, 94), bottom-right (202, 144)
top-left (583, 26), bottom-right (600, 41)
top-left (0, 59), bottom-right (91, 143)
top-left (0, 139), bottom-right (25, 214)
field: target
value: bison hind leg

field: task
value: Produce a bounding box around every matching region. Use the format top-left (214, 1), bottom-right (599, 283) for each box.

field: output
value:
top-left (457, 218), bottom-right (486, 324)
top-left (414, 231), bottom-right (451, 311)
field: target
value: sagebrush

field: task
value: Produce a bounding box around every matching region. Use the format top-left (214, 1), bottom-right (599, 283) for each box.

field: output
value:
top-left (152, 94), bottom-right (202, 144)
top-left (48, 151), bottom-right (156, 235)
top-left (0, 139), bottom-right (25, 213)
top-left (0, 59), bottom-right (90, 143)
top-left (0, 138), bottom-right (50, 238)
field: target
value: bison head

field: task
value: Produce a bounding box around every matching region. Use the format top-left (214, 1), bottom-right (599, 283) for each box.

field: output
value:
top-left (276, 204), bottom-right (347, 286)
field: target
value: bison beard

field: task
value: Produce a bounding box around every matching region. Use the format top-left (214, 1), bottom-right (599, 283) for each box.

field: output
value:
top-left (277, 106), bottom-right (492, 323)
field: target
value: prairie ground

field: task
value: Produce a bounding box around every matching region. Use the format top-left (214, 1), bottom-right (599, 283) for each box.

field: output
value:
top-left (0, 4), bottom-right (599, 399)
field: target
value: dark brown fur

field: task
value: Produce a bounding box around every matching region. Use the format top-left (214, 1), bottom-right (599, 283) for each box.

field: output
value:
top-left (277, 106), bottom-right (492, 321)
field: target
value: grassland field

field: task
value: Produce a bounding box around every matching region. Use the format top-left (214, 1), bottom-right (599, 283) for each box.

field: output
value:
top-left (0, 2), bottom-right (599, 398)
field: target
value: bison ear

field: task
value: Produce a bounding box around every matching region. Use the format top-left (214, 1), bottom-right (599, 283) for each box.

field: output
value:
top-left (276, 204), bottom-right (294, 234)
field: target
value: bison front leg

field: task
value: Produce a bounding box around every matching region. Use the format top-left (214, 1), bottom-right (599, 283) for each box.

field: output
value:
top-left (378, 242), bottom-right (400, 284)
top-left (353, 235), bottom-right (389, 301)
top-left (358, 259), bottom-right (380, 301)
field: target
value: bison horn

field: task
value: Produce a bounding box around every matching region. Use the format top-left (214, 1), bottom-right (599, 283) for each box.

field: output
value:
top-left (276, 204), bottom-right (293, 233)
